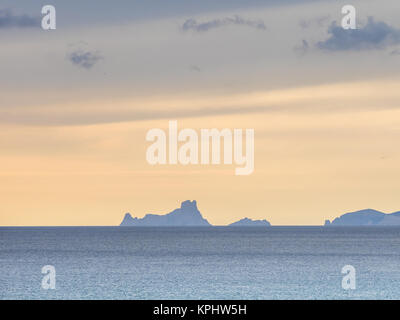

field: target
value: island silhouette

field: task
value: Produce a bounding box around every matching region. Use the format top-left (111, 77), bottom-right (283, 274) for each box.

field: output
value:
top-left (325, 209), bottom-right (400, 226)
top-left (119, 200), bottom-right (400, 227)
top-left (120, 200), bottom-right (271, 227)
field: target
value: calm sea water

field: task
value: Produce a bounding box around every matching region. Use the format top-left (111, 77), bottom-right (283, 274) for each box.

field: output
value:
top-left (1, 226), bottom-right (400, 300)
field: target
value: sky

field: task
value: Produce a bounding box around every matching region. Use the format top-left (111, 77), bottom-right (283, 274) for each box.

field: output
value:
top-left (1, 0), bottom-right (400, 226)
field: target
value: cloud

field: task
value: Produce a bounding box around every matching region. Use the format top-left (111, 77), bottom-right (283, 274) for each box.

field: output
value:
top-left (189, 65), bottom-right (201, 72)
top-left (0, 105), bottom-right (274, 126)
top-left (3, 80), bottom-right (399, 126)
top-left (0, 9), bottom-right (40, 28)
top-left (181, 15), bottom-right (266, 32)
top-left (294, 39), bottom-right (309, 56)
top-left (299, 15), bottom-right (330, 29)
top-left (317, 17), bottom-right (400, 51)
top-left (67, 50), bottom-right (103, 69)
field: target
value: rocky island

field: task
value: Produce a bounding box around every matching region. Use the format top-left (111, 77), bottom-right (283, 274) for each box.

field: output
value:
top-left (120, 200), bottom-right (271, 227)
top-left (229, 217), bottom-right (271, 227)
top-left (325, 209), bottom-right (400, 226)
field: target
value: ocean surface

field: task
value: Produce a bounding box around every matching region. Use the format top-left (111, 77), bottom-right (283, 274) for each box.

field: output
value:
top-left (1, 226), bottom-right (400, 300)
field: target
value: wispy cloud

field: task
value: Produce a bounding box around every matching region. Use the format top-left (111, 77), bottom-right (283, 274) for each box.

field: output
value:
top-left (0, 9), bottom-right (40, 28)
top-left (0, 105), bottom-right (273, 126)
top-left (299, 15), bottom-right (330, 29)
top-left (189, 65), bottom-right (201, 72)
top-left (67, 50), bottom-right (103, 69)
top-left (294, 39), bottom-right (309, 56)
top-left (317, 17), bottom-right (400, 51)
top-left (390, 49), bottom-right (400, 55)
top-left (181, 15), bottom-right (266, 33)
top-left (3, 80), bottom-right (400, 126)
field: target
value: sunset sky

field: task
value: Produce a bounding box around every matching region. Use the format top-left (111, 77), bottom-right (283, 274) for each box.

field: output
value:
top-left (1, 0), bottom-right (400, 226)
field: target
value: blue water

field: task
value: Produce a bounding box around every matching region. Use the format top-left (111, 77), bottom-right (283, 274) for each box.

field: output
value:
top-left (1, 226), bottom-right (400, 299)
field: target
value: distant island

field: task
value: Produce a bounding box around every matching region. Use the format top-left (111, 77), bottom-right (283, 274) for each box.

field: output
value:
top-left (229, 217), bottom-right (271, 227)
top-left (325, 209), bottom-right (400, 226)
top-left (120, 200), bottom-right (271, 227)
top-left (120, 202), bottom-right (400, 227)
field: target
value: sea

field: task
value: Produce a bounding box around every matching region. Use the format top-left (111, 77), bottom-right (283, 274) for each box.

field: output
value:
top-left (1, 226), bottom-right (400, 300)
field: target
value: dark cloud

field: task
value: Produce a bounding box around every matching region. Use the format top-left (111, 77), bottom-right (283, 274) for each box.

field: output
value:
top-left (0, 9), bottom-right (40, 28)
top-left (317, 17), bottom-right (400, 51)
top-left (182, 15), bottom-right (266, 32)
top-left (67, 50), bottom-right (103, 69)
